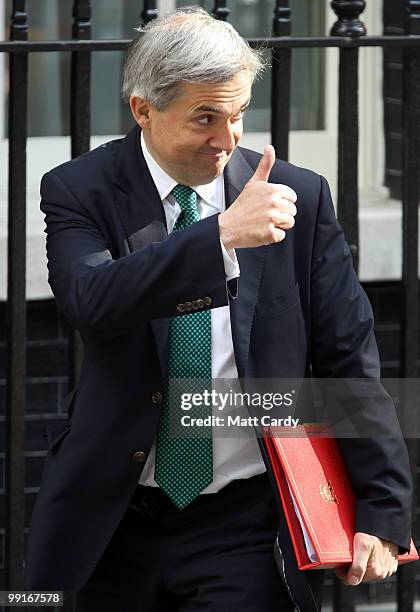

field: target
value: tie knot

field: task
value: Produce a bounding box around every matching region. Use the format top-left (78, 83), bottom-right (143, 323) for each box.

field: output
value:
top-left (172, 185), bottom-right (199, 229)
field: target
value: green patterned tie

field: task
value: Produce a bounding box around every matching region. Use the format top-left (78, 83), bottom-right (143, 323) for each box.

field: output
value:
top-left (154, 185), bottom-right (213, 509)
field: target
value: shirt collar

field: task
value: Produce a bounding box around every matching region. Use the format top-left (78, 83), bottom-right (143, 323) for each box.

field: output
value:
top-left (140, 131), bottom-right (224, 211)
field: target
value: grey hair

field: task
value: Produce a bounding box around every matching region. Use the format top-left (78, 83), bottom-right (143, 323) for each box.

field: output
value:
top-left (122, 7), bottom-right (264, 110)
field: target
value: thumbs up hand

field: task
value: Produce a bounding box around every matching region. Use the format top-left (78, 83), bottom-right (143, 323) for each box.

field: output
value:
top-left (218, 145), bottom-right (297, 250)
top-left (249, 144), bottom-right (277, 182)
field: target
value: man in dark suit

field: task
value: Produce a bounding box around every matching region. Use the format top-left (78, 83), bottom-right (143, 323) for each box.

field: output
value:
top-left (24, 8), bottom-right (412, 611)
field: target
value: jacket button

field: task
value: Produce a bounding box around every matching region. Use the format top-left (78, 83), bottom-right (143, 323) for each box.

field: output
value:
top-left (191, 300), bottom-right (199, 310)
top-left (151, 391), bottom-right (163, 404)
top-left (132, 451), bottom-right (146, 463)
top-left (185, 301), bottom-right (192, 311)
top-left (197, 299), bottom-right (204, 308)
top-left (204, 296), bottom-right (212, 306)
top-left (176, 303), bottom-right (185, 313)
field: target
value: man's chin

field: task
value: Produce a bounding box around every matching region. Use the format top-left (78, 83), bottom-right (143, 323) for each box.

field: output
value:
top-left (192, 169), bottom-right (223, 186)
top-left (192, 158), bottom-right (230, 185)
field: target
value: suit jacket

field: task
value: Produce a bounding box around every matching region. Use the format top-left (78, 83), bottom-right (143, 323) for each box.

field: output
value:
top-left (24, 125), bottom-right (412, 611)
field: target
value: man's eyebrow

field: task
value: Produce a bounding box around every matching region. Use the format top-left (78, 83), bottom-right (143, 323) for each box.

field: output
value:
top-left (193, 99), bottom-right (251, 114)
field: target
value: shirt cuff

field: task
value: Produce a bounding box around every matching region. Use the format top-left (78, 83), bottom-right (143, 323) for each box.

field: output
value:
top-left (220, 239), bottom-right (240, 281)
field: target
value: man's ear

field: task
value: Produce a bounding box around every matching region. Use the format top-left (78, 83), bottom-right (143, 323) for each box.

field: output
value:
top-left (129, 96), bottom-right (151, 129)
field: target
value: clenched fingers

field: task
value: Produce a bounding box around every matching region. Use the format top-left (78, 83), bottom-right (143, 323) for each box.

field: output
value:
top-left (335, 533), bottom-right (398, 586)
top-left (270, 211), bottom-right (295, 231)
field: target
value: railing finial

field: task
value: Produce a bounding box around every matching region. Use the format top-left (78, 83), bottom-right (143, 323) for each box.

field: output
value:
top-left (72, 0), bottom-right (91, 40)
top-left (9, 0), bottom-right (27, 41)
top-left (212, 0), bottom-right (230, 22)
top-left (272, 0), bottom-right (291, 37)
top-left (330, 0), bottom-right (366, 37)
top-left (405, 0), bottom-right (420, 35)
top-left (141, 0), bottom-right (158, 25)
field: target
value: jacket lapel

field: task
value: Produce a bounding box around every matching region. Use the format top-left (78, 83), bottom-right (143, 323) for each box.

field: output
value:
top-left (114, 125), bottom-right (169, 378)
top-left (224, 148), bottom-right (265, 379)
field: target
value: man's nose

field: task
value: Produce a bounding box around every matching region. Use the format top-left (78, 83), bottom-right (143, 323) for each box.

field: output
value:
top-left (209, 123), bottom-right (238, 152)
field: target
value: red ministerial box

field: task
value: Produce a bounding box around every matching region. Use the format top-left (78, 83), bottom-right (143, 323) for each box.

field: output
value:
top-left (263, 424), bottom-right (419, 570)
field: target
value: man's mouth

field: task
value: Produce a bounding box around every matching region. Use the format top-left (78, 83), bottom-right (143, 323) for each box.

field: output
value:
top-left (198, 150), bottom-right (225, 158)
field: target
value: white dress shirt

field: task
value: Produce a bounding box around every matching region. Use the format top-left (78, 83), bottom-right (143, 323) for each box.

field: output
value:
top-left (138, 132), bottom-right (266, 492)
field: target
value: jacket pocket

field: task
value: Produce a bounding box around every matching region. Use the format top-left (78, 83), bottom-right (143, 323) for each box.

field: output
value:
top-left (42, 387), bottom-right (77, 452)
top-left (43, 423), bottom-right (72, 452)
top-left (60, 386), bottom-right (78, 421)
top-left (256, 282), bottom-right (301, 318)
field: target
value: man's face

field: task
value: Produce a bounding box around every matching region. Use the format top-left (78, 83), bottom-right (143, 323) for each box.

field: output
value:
top-left (131, 72), bottom-right (252, 186)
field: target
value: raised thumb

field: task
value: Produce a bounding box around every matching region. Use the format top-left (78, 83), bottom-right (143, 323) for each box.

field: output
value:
top-left (249, 145), bottom-right (275, 182)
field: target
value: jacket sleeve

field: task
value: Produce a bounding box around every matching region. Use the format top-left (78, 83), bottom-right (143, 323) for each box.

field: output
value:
top-left (41, 170), bottom-right (229, 339)
top-left (310, 175), bottom-right (413, 551)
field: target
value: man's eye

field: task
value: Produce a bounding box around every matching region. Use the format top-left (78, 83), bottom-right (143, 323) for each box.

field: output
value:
top-left (197, 110), bottom-right (245, 125)
top-left (197, 116), bottom-right (212, 125)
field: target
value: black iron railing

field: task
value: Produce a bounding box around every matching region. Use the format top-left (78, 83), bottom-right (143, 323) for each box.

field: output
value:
top-left (2, 1), bottom-right (420, 611)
